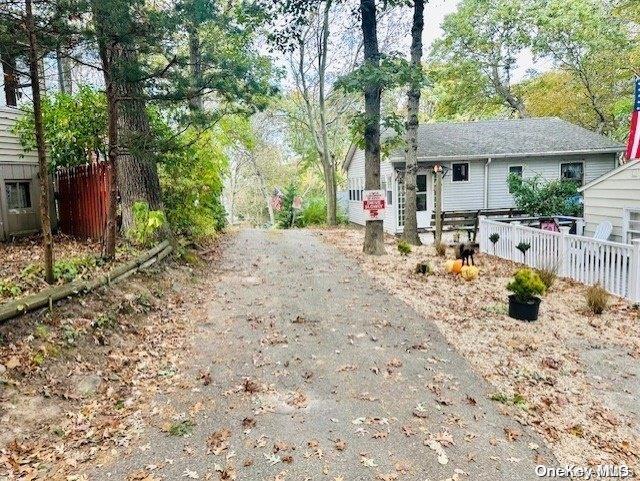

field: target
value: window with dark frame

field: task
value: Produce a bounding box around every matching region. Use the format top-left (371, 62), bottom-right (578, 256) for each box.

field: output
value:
top-left (452, 163), bottom-right (469, 182)
top-left (5, 181), bottom-right (32, 210)
top-left (416, 174), bottom-right (427, 211)
top-left (508, 166), bottom-right (523, 193)
top-left (560, 162), bottom-right (584, 185)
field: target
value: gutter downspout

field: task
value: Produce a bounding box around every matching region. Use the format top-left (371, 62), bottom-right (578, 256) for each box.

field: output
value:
top-left (484, 158), bottom-right (492, 209)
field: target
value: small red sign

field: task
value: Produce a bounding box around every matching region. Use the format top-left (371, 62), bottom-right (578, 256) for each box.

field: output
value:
top-left (363, 190), bottom-right (386, 221)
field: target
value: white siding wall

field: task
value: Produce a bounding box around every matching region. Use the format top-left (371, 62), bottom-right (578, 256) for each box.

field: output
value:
top-left (485, 153), bottom-right (617, 210)
top-left (583, 162), bottom-right (640, 243)
top-left (347, 150), bottom-right (397, 233)
top-left (442, 160), bottom-right (486, 211)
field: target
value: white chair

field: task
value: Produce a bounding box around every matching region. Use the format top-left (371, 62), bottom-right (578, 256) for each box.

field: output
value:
top-left (593, 221), bottom-right (613, 241)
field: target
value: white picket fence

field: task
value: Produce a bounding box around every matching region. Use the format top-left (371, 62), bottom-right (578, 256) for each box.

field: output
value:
top-left (478, 217), bottom-right (640, 302)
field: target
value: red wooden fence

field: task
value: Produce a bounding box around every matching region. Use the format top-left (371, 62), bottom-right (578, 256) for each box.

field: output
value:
top-left (56, 162), bottom-right (112, 240)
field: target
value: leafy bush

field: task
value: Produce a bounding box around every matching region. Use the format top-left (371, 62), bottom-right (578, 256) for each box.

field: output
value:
top-left (397, 240), bottom-right (412, 255)
top-left (507, 268), bottom-right (547, 302)
top-left (489, 233), bottom-right (500, 253)
top-left (13, 86), bottom-right (107, 169)
top-left (20, 256), bottom-right (97, 284)
top-left (298, 197), bottom-right (348, 227)
top-left (127, 202), bottom-right (166, 247)
top-left (585, 284), bottom-right (609, 314)
top-left (299, 197), bottom-right (326, 226)
top-left (0, 278), bottom-right (22, 299)
top-left (507, 173), bottom-right (581, 217)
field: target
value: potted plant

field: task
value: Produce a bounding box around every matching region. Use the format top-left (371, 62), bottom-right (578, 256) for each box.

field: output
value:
top-left (507, 268), bottom-right (547, 321)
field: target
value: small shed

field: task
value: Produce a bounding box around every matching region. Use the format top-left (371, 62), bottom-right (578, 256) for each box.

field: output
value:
top-left (0, 107), bottom-right (43, 241)
top-left (579, 158), bottom-right (640, 244)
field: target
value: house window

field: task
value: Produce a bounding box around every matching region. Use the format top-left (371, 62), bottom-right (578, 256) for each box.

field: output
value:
top-left (416, 174), bottom-right (427, 211)
top-left (452, 162), bottom-right (469, 182)
top-left (624, 208), bottom-right (640, 244)
top-left (508, 166), bottom-right (523, 193)
top-left (6, 181), bottom-right (32, 210)
top-left (561, 162), bottom-right (584, 185)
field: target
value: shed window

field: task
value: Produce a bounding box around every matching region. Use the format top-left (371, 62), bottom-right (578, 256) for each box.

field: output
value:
top-left (6, 181), bottom-right (32, 210)
top-left (624, 208), bottom-right (640, 244)
top-left (561, 162), bottom-right (584, 185)
top-left (452, 163), bottom-right (469, 182)
top-left (386, 175), bottom-right (393, 205)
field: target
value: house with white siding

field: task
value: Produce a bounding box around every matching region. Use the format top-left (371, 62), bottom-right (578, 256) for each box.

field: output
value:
top-left (0, 106), bottom-right (42, 241)
top-left (344, 117), bottom-right (624, 235)
top-left (579, 158), bottom-right (640, 244)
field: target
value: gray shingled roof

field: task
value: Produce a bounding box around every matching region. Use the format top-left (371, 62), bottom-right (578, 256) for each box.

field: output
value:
top-left (390, 117), bottom-right (624, 162)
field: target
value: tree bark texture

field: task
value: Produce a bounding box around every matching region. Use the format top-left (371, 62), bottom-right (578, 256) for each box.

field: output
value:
top-left (402, 0), bottom-right (425, 246)
top-left (1, 51), bottom-right (19, 107)
top-left (360, 0), bottom-right (385, 255)
top-left (25, 0), bottom-right (54, 284)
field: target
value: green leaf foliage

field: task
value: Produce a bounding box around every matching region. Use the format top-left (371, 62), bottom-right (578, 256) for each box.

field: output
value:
top-left (12, 87), bottom-right (108, 170)
top-left (507, 268), bottom-right (547, 302)
top-left (507, 173), bottom-right (581, 217)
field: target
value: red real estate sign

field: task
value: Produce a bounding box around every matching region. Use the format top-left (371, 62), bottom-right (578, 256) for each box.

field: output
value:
top-left (363, 190), bottom-right (386, 221)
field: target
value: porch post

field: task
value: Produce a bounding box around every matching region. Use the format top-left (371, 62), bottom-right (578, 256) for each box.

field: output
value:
top-left (629, 239), bottom-right (640, 302)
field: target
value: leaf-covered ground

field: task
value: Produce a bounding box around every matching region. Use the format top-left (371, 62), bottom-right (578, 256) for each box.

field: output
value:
top-left (0, 235), bottom-right (141, 302)
top-left (68, 228), bottom-right (553, 480)
top-left (0, 238), bottom-right (222, 480)
top-left (320, 227), bottom-right (640, 471)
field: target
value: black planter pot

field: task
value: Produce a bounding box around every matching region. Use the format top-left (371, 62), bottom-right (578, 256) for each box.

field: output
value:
top-left (508, 295), bottom-right (541, 322)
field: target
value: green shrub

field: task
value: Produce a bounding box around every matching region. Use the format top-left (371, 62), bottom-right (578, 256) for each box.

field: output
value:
top-left (299, 197), bottom-right (326, 226)
top-left (507, 268), bottom-right (547, 302)
top-left (298, 197), bottom-right (348, 227)
top-left (20, 256), bottom-right (97, 284)
top-left (127, 202), bottom-right (166, 247)
top-left (397, 240), bottom-right (412, 255)
top-left (516, 241), bottom-right (531, 260)
top-left (276, 184), bottom-right (301, 229)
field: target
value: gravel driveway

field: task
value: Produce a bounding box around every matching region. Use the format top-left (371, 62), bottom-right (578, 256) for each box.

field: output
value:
top-left (93, 229), bottom-right (555, 480)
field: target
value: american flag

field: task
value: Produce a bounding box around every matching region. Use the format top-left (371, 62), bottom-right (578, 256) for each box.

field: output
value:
top-left (626, 77), bottom-right (640, 161)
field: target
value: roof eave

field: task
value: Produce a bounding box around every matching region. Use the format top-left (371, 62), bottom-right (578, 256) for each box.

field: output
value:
top-left (578, 158), bottom-right (640, 192)
top-left (389, 147), bottom-right (624, 165)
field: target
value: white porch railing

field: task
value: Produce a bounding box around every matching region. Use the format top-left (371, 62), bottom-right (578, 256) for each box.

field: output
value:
top-left (478, 217), bottom-right (640, 302)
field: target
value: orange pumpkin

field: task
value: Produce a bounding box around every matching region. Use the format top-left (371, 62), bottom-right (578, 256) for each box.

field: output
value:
top-left (445, 259), bottom-right (464, 274)
top-left (451, 259), bottom-right (463, 274)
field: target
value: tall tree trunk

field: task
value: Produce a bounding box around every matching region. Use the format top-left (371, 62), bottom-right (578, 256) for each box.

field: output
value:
top-left (55, 45), bottom-right (73, 94)
top-left (1, 52), bottom-right (19, 107)
top-left (115, 57), bottom-right (165, 231)
top-left (91, 1), bottom-right (167, 236)
top-left (318, 0), bottom-right (337, 225)
top-left (402, 0), bottom-right (425, 246)
top-left (188, 24), bottom-right (203, 111)
top-left (95, 29), bottom-right (118, 259)
top-left (25, 0), bottom-right (54, 284)
top-left (360, 0), bottom-right (385, 255)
